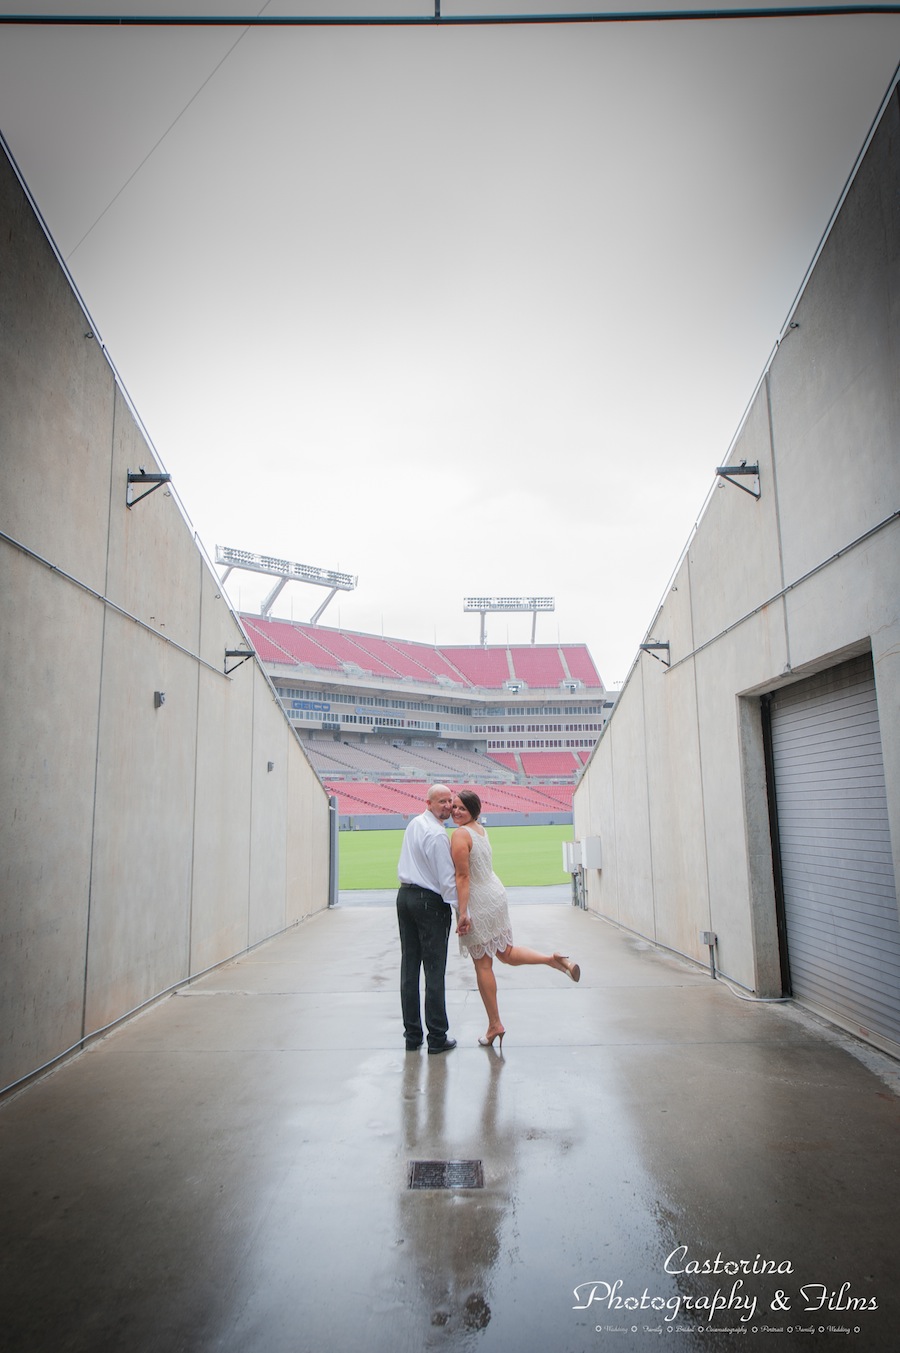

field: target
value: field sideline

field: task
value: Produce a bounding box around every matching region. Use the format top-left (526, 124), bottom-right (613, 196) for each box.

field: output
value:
top-left (338, 823), bottom-right (573, 890)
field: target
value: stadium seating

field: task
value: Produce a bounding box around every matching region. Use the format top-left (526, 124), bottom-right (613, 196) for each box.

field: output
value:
top-left (447, 782), bottom-right (560, 813)
top-left (484, 752), bottom-right (520, 774)
top-left (303, 743), bottom-right (396, 777)
top-left (562, 646), bottom-right (603, 687)
top-left (303, 745), bottom-right (357, 776)
top-left (322, 778), bottom-right (574, 819)
top-left (305, 740), bottom-right (587, 788)
top-left (325, 784), bottom-right (401, 815)
top-left (519, 751), bottom-right (582, 778)
top-left (313, 735), bottom-right (582, 816)
top-left (348, 782), bottom-right (425, 812)
top-left (240, 615), bottom-right (605, 691)
top-left (534, 784), bottom-right (577, 807)
top-left (340, 632), bottom-right (432, 680)
top-left (291, 624), bottom-right (470, 685)
top-left (352, 632), bottom-right (471, 685)
top-left (302, 740), bottom-right (518, 783)
top-left (239, 623), bottom-right (297, 665)
top-left (439, 647), bottom-right (512, 687)
top-left (382, 638), bottom-right (470, 685)
top-left (243, 617), bottom-right (339, 668)
top-left (395, 745), bottom-right (516, 783)
top-left (291, 627), bottom-right (401, 677)
top-left (508, 646), bottom-right (567, 686)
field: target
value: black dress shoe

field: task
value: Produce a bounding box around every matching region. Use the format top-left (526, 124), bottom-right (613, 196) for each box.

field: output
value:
top-left (427, 1038), bottom-right (457, 1055)
top-left (405, 1040), bottom-right (423, 1051)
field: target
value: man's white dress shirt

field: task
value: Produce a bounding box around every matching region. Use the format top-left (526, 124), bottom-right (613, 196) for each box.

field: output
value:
top-left (398, 809), bottom-right (458, 905)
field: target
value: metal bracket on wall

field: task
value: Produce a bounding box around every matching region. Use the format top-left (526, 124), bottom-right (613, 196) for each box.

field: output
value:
top-left (127, 469), bottom-right (172, 507)
top-left (224, 648), bottom-right (255, 675)
top-left (640, 641), bottom-right (671, 668)
top-left (715, 461), bottom-right (760, 499)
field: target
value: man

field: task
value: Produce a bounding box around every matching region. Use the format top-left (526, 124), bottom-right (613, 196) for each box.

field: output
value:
top-left (396, 784), bottom-right (459, 1053)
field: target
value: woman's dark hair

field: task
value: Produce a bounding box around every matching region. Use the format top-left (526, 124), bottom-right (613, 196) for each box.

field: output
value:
top-left (457, 789), bottom-right (481, 821)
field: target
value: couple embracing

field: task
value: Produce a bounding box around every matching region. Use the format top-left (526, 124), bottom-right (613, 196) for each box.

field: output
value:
top-left (396, 783), bottom-right (580, 1054)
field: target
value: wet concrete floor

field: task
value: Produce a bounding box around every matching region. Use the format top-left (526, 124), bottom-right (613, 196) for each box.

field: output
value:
top-left (2, 895), bottom-right (899, 1353)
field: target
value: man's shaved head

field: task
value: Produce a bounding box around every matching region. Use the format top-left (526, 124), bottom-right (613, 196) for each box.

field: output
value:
top-left (427, 784), bottom-right (453, 820)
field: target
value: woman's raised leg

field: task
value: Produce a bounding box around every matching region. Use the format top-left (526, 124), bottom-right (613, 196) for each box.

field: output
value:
top-left (496, 945), bottom-right (580, 981)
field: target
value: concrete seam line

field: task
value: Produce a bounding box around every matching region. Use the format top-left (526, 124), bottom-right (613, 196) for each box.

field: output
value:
top-left (663, 509), bottom-right (900, 675)
top-left (0, 527), bottom-right (232, 679)
top-left (0, 917), bottom-right (305, 1102)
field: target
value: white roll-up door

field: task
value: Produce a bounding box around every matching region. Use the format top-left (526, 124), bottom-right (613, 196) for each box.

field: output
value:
top-left (769, 652), bottom-right (900, 1055)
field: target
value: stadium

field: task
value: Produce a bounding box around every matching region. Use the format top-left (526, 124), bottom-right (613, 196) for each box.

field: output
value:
top-left (228, 564), bottom-right (615, 828)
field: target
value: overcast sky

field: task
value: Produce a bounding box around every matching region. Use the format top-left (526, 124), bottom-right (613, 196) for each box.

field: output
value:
top-left (1, 3), bottom-right (898, 685)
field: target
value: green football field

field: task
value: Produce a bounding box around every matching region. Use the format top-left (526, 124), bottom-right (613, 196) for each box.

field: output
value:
top-left (338, 822), bottom-right (573, 890)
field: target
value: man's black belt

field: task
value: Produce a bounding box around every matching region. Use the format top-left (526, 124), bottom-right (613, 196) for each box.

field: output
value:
top-left (399, 883), bottom-right (444, 900)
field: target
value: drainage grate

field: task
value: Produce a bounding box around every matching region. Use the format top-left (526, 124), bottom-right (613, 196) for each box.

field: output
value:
top-left (408, 1159), bottom-right (484, 1190)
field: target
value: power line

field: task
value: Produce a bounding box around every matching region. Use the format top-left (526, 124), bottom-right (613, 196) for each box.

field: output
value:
top-left (66, 2), bottom-right (274, 259)
top-left (23, 1), bottom-right (900, 258)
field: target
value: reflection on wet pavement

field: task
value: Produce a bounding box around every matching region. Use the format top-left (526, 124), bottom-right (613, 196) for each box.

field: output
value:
top-left (1, 902), bottom-right (897, 1352)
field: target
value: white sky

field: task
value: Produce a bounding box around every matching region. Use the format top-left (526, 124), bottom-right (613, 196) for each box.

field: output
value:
top-left (1, 3), bottom-right (898, 686)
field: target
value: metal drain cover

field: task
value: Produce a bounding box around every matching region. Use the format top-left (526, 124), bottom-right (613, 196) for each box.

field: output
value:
top-left (408, 1159), bottom-right (484, 1190)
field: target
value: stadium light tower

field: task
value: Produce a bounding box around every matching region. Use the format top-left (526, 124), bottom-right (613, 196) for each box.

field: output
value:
top-left (216, 546), bottom-right (357, 624)
top-left (463, 595), bottom-right (555, 645)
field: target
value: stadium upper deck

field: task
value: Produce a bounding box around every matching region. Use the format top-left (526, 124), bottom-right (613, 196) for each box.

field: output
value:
top-left (240, 616), bottom-right (604, 691)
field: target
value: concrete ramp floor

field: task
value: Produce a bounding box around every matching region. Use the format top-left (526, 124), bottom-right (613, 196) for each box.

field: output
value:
top-left (2, 902), bottom-right (898, 1352)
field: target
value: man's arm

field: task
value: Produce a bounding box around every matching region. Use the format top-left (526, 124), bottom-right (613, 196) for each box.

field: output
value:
top-left (424, 827), bottom-right (458, 905)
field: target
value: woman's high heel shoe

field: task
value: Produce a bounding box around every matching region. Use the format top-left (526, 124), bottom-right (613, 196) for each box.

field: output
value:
top-left (554, 953), bottom-right (581, 983)
top-left (478, 1029), bottom-right (505, 1049)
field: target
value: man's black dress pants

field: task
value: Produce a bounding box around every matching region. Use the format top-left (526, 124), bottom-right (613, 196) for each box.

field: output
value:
top-left (396, 884), bottom-right (452, 1049)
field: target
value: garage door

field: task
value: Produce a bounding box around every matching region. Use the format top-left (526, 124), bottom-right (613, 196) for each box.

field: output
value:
top-left (768, 652), bottom-right (900, 1055)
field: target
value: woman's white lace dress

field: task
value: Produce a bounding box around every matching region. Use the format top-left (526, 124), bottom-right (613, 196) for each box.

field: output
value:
top-left (458, 829), bottom-right (514, 960)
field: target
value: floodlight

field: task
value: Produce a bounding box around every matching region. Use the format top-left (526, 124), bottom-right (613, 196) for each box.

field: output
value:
top-left (463, 596), bottom-right (554, 612)
top-left (463, 595), bottom-right (555, 644)
top-left (216, 545), bottom-right (357, 623)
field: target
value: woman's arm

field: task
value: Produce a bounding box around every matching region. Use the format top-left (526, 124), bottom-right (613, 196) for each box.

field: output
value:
top-left (451, 827), bottom-right (472, 934)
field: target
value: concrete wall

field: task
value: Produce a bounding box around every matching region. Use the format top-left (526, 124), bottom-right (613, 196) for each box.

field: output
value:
top-left (574, 83), bottom-right (900, 1009)
top-left (0, 141), bottom-right (331, 1092)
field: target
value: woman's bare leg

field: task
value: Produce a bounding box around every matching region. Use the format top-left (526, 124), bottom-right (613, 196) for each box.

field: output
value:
top-left (496, 946), bottom-right (579, 979)
top-left (472, 954), bottom-right (504, 1036)
top-left (496, 945), bottom-right (560, 968)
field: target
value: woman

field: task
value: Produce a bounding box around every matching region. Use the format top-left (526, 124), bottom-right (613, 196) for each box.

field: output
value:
top-left (451, 789), bottom-right (580, 1049)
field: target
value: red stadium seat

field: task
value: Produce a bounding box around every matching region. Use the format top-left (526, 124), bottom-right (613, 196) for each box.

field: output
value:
top-left (519, 751), bottom-right (581, 778)
top-left (508, 647), bottom-right (567, 686)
